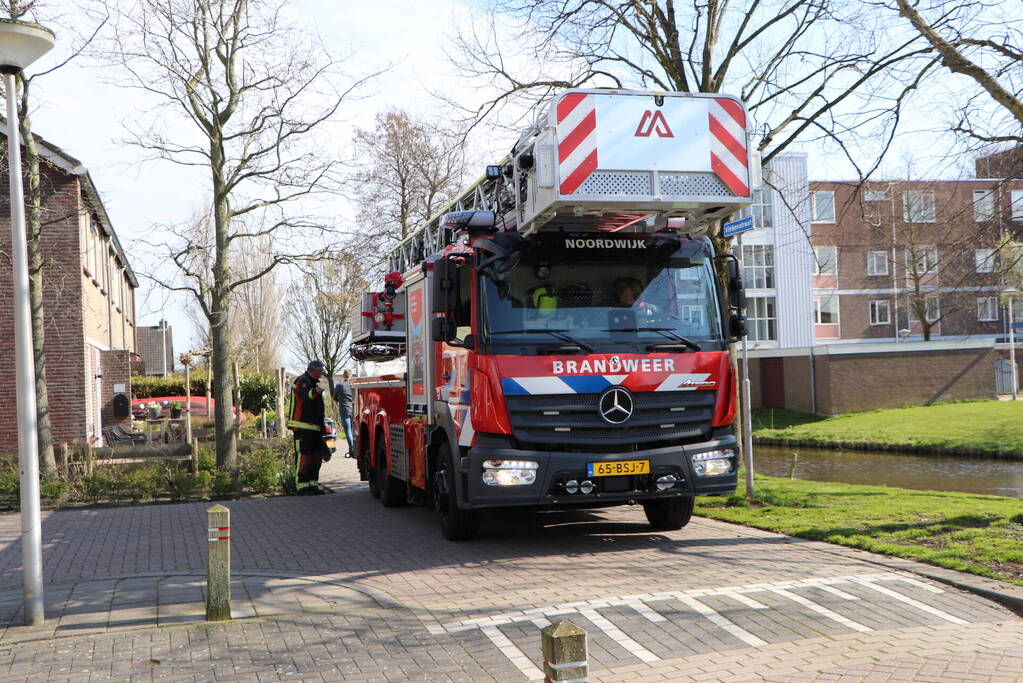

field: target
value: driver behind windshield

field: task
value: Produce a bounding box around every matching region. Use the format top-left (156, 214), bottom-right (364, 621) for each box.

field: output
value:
top-left (614, 276), bottom-right (660, 318)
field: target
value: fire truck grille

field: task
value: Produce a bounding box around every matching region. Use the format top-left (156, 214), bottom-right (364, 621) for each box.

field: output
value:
top-left (505, 390), bottom-right (716, 448)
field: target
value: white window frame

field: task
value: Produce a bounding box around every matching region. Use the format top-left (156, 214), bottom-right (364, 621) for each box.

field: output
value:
top-left (814, 293), bottom-right (840, 325)
top-left (977, 297), bottom-right (999, 322)
top-left (863, 190), bottom-right (886, 202)
top-left (903, 190), bottom-right (936, 223)
top-left (811, 190), bottom-right (835, 222)
top-left (975, 248), bottom-right (996, 274)
top-left (869, 299), bottom-right (890, 325)
top-left (908, 296), bottom-right (940, 323)
top-left (973, 189), bottom-right (995, 222)
top-left (867, 250), bottom-right (889, 276)
top-left (737, 244), bottom-right (775, 289)
top-left (746, 296), bottom-right (777, 342)
top-left (1012, 190), bottom-right (1023, 221)
top-left (814, 245), bottom-right (838, 276)
top-left (905, 245), bottom-right (938, 274)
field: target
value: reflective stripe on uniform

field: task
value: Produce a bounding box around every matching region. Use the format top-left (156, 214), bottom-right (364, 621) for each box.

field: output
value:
top-left (286, 420), bottom-right (320, 431)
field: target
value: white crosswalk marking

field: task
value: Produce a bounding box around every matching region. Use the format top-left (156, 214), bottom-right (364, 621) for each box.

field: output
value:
top-left (578, 608), bottom-right (660, 662)
top-left (852, 578), bottom-right (968, 624)
top-left (768, 588), bottom-right (872, 633)
top-left (627, 600), bottom-right (668, 622)
top-left (674, 596), bottom-right (768, 647)
top-left (480, 625), bottom-right (545, 681)
top-left (723, 591), bottom-right (769, 610)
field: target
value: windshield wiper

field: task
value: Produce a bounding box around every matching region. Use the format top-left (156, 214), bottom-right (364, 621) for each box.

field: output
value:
top-left (492, 328), bottom-right (596, 353)
top-left (603, 326), bottom-right (702, 352)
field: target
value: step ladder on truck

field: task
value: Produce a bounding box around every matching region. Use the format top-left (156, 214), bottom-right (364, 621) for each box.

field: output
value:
top-left (350, 89), bottom-right (756, 540)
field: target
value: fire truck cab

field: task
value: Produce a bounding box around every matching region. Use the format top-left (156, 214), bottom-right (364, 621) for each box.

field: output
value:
top-left (351, 89), bottom-right (754, 540)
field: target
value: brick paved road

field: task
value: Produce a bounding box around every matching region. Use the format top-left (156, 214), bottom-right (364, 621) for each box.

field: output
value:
top-left (0, 457), bottom-right (1020, 681)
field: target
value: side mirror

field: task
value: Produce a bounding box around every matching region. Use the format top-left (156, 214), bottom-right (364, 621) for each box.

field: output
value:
top-left (432, 317), bottom-right (456, 343)
top-left (432, 258), bottom-right (459, 316)
top-left (729, 312), bottom-right (747, 339)
top-left (725, 258), bottom-right (745, 311)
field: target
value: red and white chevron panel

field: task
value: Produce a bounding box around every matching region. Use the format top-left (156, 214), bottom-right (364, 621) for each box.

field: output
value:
top-left (556, 93), bottom-right (598, 195)
top-left (708, 98), bottom-right (750, 197)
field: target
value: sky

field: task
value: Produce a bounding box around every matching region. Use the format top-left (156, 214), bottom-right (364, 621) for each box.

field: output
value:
top-left (15, 0), bottom-right (1007, 368)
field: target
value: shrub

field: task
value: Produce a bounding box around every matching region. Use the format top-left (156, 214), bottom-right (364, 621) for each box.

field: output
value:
top-left (239, 447), bottom-right (284, 494)
top-left (239, 373), bottom-right (277, 413)
top-left (40, 480), bottom-right (70, 508)
top-left (212, 471), bottom-right (244, 498)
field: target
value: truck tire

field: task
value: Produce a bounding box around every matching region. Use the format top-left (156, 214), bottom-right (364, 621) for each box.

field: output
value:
top-left (365, 434), bottom-right (380, 499)
top-left (643, 496), bottom-right (695, 531)
top-left (377, 436), bottom-right (405, 508)
top-left (434, 446), bottom-right (478, 541)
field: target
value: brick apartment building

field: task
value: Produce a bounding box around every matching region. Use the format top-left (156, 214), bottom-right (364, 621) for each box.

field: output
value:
top-left (809, 155), bottom-right (1023, 343)
top-left (0, 131), bottom-right (138, 450)
top-left (733, 150), bottom-right (1021, 413)
top-left (137, 320), bottom-right (174, 376)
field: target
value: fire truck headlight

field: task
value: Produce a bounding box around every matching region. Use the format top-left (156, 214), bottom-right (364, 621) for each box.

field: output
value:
top-left (482, 460), bottom-right (538, 486)
top-left (691, 450), bottom-right (734, 477)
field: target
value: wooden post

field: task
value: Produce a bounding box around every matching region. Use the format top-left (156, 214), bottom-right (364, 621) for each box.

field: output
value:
top-left (85, 443), bottom-right (95, 477)
top-left (233, 361), bottom-right (241, 432)
top-left (788, 452), bottom-right (799, 480)
top-left (542, 620), bottom-right (587, 682)
top-left (190, 438), bottom-right (200, 474)
top-left (206, 504), bottom-right (231, 621)
top-left (59, 443), bottom-right (69, 480)
top-left (260, 410), bottom-right (267, 439)
top-left (184, 362), bottom-right (193, 445)
top-left (276, 367), bottom-right (286, 437)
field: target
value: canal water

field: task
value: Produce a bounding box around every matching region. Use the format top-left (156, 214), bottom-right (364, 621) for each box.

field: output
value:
top-left (752, 444), bottom-right (1023, 498)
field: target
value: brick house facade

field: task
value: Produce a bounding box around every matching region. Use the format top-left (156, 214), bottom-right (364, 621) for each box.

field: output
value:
top-left (809, 157), bottom-right (1023, 343)
top-left (0, 132), bottom-right (138, 451)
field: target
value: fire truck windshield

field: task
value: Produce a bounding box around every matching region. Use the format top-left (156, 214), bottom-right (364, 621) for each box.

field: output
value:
top-left (480, 237), bottom-right (724, 352)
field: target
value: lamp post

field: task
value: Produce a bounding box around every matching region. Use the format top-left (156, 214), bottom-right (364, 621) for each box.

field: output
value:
top-left (1006, 288), bottom-right (1020, 401)
top-left (0, 17), bottom-right (55, 627)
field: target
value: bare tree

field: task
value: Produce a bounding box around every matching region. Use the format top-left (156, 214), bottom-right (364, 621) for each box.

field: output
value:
top-left (288, 253), bottom-right (367, 383)
top-left (350, 110), bottom-right (467, 265)
top-left (893, 0), bottom-right (1023, 146)
top-left (106, 0), bottom-right (368, 468)
top-left (230, 236), bottom-right (284, 373)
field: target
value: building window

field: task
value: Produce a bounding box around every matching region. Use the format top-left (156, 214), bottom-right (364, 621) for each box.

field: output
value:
top-left (973, 190), bottom-right (995, 222)
top-left (863, 190), bottom-right (886, 201)
top-left (975, 248), bottom-right (996, 274)
top-left (908, 296), bottom-right (940, 323)
top-left (737, 244), bottom-right (775, 289)
top-left (746, 296), bottom-right (776, 342)
top-left (814, 293), bottom-right (840, 324)
top-left (867, 250), bottom-right (889, 276)
top-left (905, 245), bottom-right (938, 274)
top-left (1012, 190), bottom-right (1023, 221)
top-left (902, 190), bottom-right (936, 223)
top-left (739, 187), bottom-right (774, 229)
top-left (977, 296), bottom-right (999, 322)
top-left (869, 299), bottom-right (890, 325)
top-left (811, 191), bottom-right (835, 222)
top-left (813, 246), bottom-right (837, 276)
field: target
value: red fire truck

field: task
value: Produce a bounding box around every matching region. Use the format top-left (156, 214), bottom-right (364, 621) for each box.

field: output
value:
top-left (350, 89), bottom-right (754, 540)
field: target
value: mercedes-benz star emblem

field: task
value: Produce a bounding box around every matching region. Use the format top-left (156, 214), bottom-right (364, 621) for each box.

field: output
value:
top-left (598, 386), bottom-right (634, 425)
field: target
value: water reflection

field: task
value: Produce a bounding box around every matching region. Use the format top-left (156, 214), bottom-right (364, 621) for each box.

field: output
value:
top-left (752, 444), bottom-right (1023, 498)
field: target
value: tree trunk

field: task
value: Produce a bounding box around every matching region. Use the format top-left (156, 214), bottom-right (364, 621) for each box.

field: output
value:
top-left (210, 127), bottom-right (237, 469)
top-left (19, 96), bottom-right (56, 477)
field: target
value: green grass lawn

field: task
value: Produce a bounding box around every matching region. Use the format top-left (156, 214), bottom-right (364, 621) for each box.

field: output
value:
top-left (753, 401), bottom-right (1023, 455)
top-left (696, 476), bottom-right (1023, 586)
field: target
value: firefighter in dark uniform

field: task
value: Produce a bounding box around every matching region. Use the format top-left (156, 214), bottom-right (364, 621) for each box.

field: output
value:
top-left (286, 360), bottom-right (331, 495)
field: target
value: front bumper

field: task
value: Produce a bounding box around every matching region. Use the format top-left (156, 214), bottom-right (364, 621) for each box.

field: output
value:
top-left (458, 435), bottom-right (738, 509)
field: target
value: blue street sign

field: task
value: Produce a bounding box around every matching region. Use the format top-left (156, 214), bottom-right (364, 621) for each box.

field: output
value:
top-left (1013, 321), bottom-right (1023, 330)
top-left (723, 215), bottom-right (754, 238)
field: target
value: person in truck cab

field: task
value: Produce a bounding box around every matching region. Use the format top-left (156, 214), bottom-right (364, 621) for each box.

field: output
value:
top-left (614, 276), bottom-right (658, 314)
top-left (286, 360), bottom-right (331, 495)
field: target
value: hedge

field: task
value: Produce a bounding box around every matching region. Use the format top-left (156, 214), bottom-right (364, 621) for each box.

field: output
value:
top-left (132, 370), bottom-right (277, 414)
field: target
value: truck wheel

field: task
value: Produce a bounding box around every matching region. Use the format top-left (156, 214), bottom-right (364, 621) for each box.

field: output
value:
top-left (365, 435), bottom-right (380, 499)
top-left (434, 447), bottom-right (478, 541)
top-left (643, 496), bottom-right (695, 531)
top-left (377, 436), bottom-right (405, 508)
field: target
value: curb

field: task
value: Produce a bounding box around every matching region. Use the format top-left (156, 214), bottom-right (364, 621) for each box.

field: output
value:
top-left (753, 435), bottom-right (1023, 461)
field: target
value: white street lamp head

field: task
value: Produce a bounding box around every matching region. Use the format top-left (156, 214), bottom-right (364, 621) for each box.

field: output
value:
top-left (0, 19), bottom-right (54, 74)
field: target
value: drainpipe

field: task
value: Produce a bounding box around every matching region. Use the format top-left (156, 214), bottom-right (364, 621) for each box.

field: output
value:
top-left (106, 244), bottom-right (114, 350)
top-left (161, 319), bottom-right (168, 377)
top-left (809, 344), bottom-right (817, 414)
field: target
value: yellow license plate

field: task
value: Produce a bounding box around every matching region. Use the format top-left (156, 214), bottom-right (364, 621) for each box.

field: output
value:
top-left (587, 460), bottom-right (650, 477)
top-left (325, 438), bottom-right (336, 448)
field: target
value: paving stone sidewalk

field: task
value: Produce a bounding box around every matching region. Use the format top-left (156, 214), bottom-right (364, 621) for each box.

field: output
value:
top-left (0, 457), bottom-right (1020, 681)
